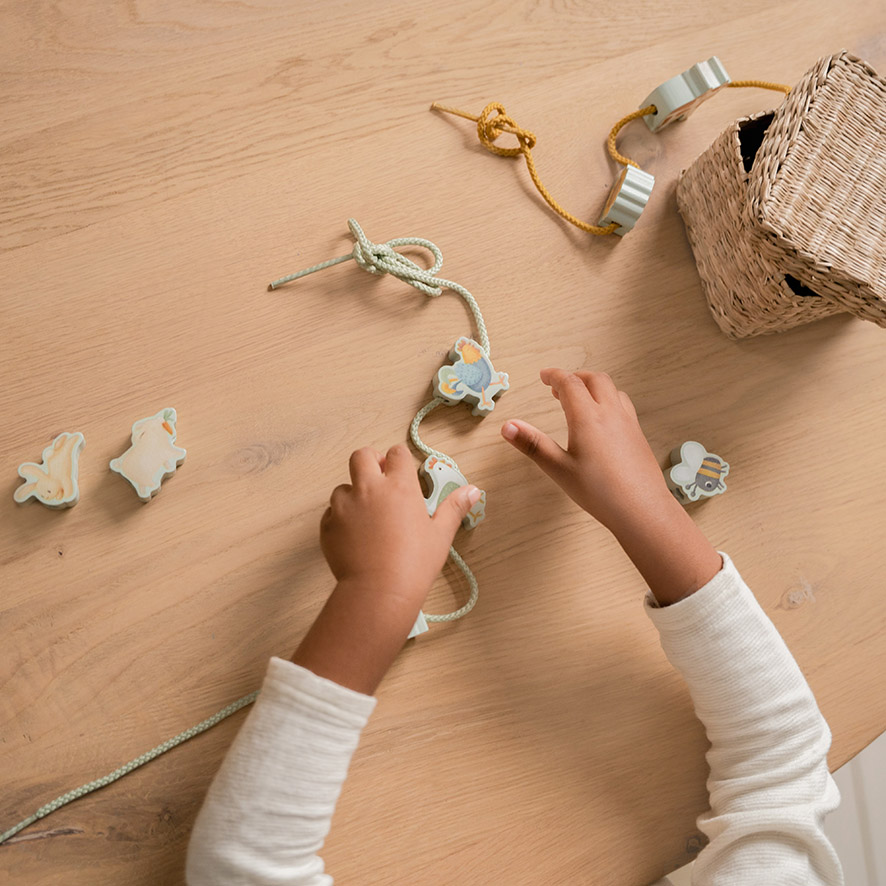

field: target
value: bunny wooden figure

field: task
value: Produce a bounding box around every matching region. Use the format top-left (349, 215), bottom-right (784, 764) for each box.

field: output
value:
top-left (14, 432), bottom-right (86, 509)
top-left (110, 408), bottom-right (186, 501)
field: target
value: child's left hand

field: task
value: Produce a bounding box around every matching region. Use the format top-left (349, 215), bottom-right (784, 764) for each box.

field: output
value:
top-left (293, 444), bottom-right (480, 695)
top-left (320, 443), bottom-right (480, 608)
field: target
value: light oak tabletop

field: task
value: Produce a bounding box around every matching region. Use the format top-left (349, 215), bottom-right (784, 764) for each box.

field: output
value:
top-left (2, 2), bottom-right (885, 884)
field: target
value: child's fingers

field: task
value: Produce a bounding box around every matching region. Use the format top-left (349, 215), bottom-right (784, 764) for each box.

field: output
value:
top-left (329, 483), bottom-right (352, 510)
top-left (432, 485), bottom-right (482, 540)
top-left (539, 369), bottom-right (595, 434)
top-left (574, 371), bottom-right (619, 404)
top-left (618, 390), bottom-right (638, 418)
top-left (501, 419), bottom-right (569, 478)
top-left (349, 447), bottom-right (383, 485)
top-left (383, 442), bottom-right (415, 479)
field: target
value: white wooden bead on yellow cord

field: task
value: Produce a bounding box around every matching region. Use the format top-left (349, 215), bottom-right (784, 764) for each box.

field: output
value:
top-left (641, 56), bottom-right (731, 133)
top-left (598, 165), bottom-right (656, 235)
top-left (599, 57), bottom-right (730, 234)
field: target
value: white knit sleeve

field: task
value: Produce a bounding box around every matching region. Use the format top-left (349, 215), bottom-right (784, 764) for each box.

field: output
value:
top-left (645, 553), bottom-right (843, 886)
top-left (185, 657), bottom-right (377, 886)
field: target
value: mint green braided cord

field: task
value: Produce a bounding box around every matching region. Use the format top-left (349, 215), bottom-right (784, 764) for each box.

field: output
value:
top-left (0, 690), bottom-right (259, 845)
top-left (0, 221), bottom-right (496, 846)
top-left (425, 546), bottom-right (480, 623)
top-left (269, 219), bottom-right (491, 355)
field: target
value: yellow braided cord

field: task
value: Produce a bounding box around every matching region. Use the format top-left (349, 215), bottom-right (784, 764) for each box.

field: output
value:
top-left (607, 104), bottom-right (657, 168)
top-left (729, 79), bottom-right (792, 94)
top-left (431, 78), bottom-right (790, 237)
top-left (431, 102), bottom-right (618, 236)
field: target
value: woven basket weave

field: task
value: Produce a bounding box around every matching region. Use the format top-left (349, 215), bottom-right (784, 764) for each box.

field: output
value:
top-left (676, 51), bottom-right (886, 338)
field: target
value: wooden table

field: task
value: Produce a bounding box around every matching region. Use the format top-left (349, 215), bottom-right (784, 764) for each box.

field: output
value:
top-left (2, 2), bottom-right (885, 883)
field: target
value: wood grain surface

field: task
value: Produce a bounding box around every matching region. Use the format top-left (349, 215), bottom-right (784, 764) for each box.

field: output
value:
top-left (2, 1), bottom-right (885, 883)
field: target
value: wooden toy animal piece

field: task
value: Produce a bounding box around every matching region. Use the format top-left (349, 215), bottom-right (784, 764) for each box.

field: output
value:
top-left (420, 455), bottom-right (486, 529)
top-left (409, 454), bottom-right (486, 639)
top-left (666, 441), bottom-right (729, 504)
top-left (435, 337), bottom-right (509, 416)
top-left (110, 408), bottom-right (186, 501)
top-left (14, 432), bottom-right (85, 508)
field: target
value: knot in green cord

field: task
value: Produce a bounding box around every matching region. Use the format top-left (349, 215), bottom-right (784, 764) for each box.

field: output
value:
top-left (347, 219), bottom-right (444, 296)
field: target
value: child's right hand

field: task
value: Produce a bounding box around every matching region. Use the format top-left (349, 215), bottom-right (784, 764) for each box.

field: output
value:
top-left (502, 368), bottom-right (722, 605)
top-left (501, 369), bottom-right (676, 536)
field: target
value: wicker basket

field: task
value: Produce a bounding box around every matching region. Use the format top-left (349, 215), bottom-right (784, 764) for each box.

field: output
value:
top-left (676, 51), bottom-right (886, 339)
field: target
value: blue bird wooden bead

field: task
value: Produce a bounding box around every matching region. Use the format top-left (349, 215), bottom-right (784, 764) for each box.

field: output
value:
top-left (434, 337), bottom-right (509, 416)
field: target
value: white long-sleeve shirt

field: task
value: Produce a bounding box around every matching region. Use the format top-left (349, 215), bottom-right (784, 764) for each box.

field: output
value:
top-left (186, 554), bottom-right (843, 885)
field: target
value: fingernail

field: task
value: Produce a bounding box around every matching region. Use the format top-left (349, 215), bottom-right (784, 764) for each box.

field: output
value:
top-left (466, 485), bottom-right (482, 504)
top-left (501, 422), bottom-right (518, 441)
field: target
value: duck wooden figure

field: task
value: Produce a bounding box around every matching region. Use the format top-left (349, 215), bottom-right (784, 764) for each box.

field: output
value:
top-left (677, 51), bottom-right (886, 338)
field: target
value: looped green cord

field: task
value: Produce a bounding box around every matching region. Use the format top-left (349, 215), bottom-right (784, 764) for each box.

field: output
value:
top-left (271, 221), bottom-right (489, 626)
top-left (269, 219), bottom-right (490, 355)
top-left (2, 221), bottom-right (494, 847)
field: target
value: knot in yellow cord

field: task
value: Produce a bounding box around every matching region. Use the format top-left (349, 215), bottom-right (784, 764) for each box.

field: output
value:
top-left (476, 103), bottom-right (537, 156)
top-left (431, 101), bottom-right (617, 235)
top-left (431, 73), bottom-right (792, 239)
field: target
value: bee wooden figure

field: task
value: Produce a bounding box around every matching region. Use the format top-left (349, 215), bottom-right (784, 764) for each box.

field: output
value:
top-left (666, 441), bottom-right (729, 504)
top-left (435, 337), bottom-right (509, 416)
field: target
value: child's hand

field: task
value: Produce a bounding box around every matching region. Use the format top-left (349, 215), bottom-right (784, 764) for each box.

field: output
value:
top-left (320, 443), bottom-right (480, 605)
top-left (293, 443), bottom-right (480, 695)
top-left (502, 368), bottom-right (722, 605)
top-left (501, 369), bottom-right (672, 534)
